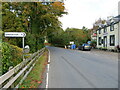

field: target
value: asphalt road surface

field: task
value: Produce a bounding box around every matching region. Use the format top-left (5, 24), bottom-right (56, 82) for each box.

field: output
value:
top-left (47, 47), bottom-right (118, 88)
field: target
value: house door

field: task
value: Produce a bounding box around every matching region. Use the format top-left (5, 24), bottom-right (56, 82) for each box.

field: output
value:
top-left (103, 36), bottom-right (107, 48)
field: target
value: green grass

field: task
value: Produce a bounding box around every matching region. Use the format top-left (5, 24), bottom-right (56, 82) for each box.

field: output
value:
top-left (19, 50), bottom-right (48, 88)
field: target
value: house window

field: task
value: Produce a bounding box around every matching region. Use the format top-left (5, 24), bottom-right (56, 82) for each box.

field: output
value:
top-left (98, 29), bottom-right (101, 34)
top-left (104, 27), bottom-right (107, 33)
top-left (103, 36), bottom-right (107, 47)
top-left (98, 37), bottom-right (101, 45)
top-left (110, 23), bottom-right (114, 31)
top-left (110, 35), bottom-right (115, 46)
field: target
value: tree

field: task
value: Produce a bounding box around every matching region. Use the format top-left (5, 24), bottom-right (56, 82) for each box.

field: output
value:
top-left (2, 2), bottom-right (67, 52)
top-left (49, 27), bottom-right (91, 47)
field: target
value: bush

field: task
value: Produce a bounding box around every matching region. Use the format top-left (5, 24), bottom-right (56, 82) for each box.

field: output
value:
top-left (10, 44), bottom-right (23, 66)
top-left (90, 40), bottom-right (97, 48)
top-left (25, 33), bottom-right (44, 53)
top-left (2, 42), bottom-right (22, 75)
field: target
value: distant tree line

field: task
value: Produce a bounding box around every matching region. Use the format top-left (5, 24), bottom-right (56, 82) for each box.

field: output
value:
top-left (50, 27), bottom-right (91, 47)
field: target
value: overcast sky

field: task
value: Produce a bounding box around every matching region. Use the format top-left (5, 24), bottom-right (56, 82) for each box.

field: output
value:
top-left (59, 0), bottom-right (120, 30)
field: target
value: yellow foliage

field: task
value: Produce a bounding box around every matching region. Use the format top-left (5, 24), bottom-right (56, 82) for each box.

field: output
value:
top-left (51, 2), bottom-right (65, 12)
top-left (10, 44), bottom-right (23, 65)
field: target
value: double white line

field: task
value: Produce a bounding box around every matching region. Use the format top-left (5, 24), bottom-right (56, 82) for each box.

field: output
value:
top-left (46, 49), bottom-right (50, 88)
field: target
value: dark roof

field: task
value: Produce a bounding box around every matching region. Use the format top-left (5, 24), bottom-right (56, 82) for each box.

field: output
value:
top-left (114, 15), bottom-right (120, 19)
top-left (96, 15), bottom-right (120, 31)
top-left (114, 15), bottom-right (120, 21)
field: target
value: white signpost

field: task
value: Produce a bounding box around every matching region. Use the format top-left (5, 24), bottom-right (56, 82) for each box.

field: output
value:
top-left (5, 32), bottom-right (26, 37)
top-left (24, 45), bottom-right (30, 53)
top-left (5, 32), bottom-right (26, 60)
top-left (70, 41), bottom-right (74, 44)
top-left (5, 32), bottom-right (26, 48)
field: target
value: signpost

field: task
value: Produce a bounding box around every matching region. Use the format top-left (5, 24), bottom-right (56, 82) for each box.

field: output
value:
top-left (24, 45), bottom-right (30, 53)
top-left (70, 41), bottom-right (74, 44)
top-left (5, 32), bottom-right (26, 48)
top-left (5, 32), bottom-right (26, 60)
top-left (5, 32), bottom-right (26, 37)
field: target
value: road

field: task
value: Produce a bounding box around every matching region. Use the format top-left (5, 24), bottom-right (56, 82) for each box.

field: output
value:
top-left (47, 47), bottom-right (118, 88)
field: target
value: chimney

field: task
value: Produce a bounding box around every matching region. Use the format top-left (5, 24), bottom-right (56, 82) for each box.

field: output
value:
top-left (118, 1), bottom-right (120, 15)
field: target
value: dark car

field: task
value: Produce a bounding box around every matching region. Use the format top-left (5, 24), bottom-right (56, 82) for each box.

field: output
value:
top-left (78, 43), bottom-right (91, 51)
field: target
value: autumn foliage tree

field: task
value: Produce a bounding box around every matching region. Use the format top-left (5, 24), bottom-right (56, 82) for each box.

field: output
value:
top-left (2, 2), bottom-right (66, 52)
top-left (2, 2), bottom-right (66, 74)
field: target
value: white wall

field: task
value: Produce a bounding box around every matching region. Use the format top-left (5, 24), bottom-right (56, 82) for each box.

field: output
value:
top-left (107, 23), bottom-right (119, 49)
top-left (118, 1), bottom-right (120, 15)
top-left (118, 22), bottom-right (120, 45)
top-left (97, 23), bottom-right (119, 50)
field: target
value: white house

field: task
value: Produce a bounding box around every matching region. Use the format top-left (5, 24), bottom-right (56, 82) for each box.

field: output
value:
top-left (96, 15), bottom-right (120, 51)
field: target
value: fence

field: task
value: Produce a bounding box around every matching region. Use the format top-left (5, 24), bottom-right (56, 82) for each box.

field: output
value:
top-left (0, 47), bottom-right (45, 89)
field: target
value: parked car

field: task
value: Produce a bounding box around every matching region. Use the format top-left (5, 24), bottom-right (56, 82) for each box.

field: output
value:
top-left (78, 43), bottom-right (91, 51)
top-left (87, 41), bottom-right (91, 45)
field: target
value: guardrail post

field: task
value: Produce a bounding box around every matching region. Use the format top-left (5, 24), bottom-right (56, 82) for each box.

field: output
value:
top-left (9, 66), bottom-right (14, 88)
top-left (0, 47), bottom-right (45, 88)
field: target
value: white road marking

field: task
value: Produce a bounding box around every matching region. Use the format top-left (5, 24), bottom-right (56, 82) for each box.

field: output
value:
top-left (46, 72), bottom-right (49, 88)
top-left (48, 49), bottom-right (50, 63)
top-left (47, 64), bottom-right (50, 72)
top-left (81, 51), bottom-right (90, 54)
top-left (46, 49), bottom-right (50, 88)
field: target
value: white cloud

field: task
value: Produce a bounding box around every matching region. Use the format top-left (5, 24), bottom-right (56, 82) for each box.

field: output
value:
top-left (59, 0), bottom-right (120, 30)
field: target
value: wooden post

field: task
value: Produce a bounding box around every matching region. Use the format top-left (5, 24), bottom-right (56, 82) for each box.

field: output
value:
top-left (9, 66), bottom-right (14, 88)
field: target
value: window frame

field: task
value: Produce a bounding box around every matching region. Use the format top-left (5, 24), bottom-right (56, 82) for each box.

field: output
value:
top-left (104, 27), bottom-right (107, 33)
top-left (110, 35), bottom-right (115, 46)
top-left (110, 23), bottom-right (114, 31)
top-left (98, 29), bottom-right (101, 34)
top-left (98, 37), bottom-right (101, 45)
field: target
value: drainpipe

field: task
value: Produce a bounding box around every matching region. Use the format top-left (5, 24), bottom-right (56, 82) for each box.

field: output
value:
top-left (118, 1), bottom-right (120, 89)
top-left (118, 1), bottom-right (120, 51)
top-left (118, 20), bottom-right (120, 49)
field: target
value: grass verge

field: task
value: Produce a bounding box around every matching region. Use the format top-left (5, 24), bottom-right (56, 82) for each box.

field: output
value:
top-left (19, 49), bottom-right (48, 88)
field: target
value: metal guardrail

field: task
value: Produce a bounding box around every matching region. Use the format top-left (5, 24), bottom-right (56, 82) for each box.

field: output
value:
top-left (0, 47), bottom-right (45, 89)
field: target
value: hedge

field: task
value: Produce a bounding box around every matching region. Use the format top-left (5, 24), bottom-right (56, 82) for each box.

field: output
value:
top-left (1, 42), bottom-right (22, 75)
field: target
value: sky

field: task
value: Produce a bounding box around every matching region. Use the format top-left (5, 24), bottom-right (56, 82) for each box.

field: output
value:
top-left (59, 0), bottom-right (120, 30)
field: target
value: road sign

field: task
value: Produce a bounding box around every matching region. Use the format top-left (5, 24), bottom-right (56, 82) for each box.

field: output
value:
top-left (4, 32), bottom-right (27, 61)
top-left (5, 32), bottom-right (26, 37)
top-left (70, 41), bottom-right (74, 44)
top-left (24, 45), bottom-right (30, 53)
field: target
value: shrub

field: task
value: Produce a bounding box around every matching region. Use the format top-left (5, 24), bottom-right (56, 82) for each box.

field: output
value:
top-left (2, 42), bottom-right (22, 75)
top-left (90, 40), bottom-right (97, 48)
top-left (10, 44), bottom-right (23, 66)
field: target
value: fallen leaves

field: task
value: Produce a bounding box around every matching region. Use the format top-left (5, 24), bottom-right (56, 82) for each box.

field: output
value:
top-left (37, 81), bottom-right (42, 84)
top-left (19, 51), bottom-right (48, 88)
